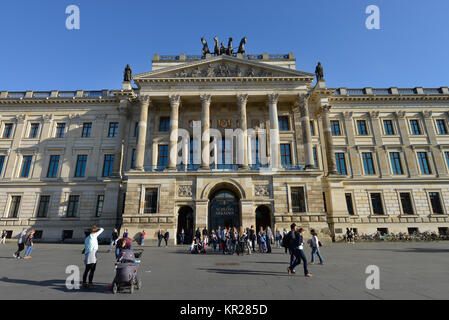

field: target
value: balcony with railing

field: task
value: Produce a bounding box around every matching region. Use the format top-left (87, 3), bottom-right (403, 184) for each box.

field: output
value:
top-left (141, 163), bottom-right (304, 172)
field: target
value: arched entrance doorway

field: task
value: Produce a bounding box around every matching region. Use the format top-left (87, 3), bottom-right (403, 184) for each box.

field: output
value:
top-left (209, 189), bottom-right (240, 231)
top-left (177, 206), bottom-right (194, 244)
top-left (255, 205), bottom-right (271, 232)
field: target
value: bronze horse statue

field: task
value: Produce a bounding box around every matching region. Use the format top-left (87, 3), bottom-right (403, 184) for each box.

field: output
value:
top-left (201, 37), bottom-right (210, 56)
top-left (237, 37), bottom-right (247, 55)
top-left (213, 36), bottom-right (220, 56)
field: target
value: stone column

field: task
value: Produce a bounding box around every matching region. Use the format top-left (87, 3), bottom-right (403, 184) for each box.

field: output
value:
top-left (299, 94), bottom-right (315, 169)
top-left (321, 105), bottom-right (337, 174)
top-left (167, 95), bottom-right (181, 170)
top-left (268, 93), bottom-right (280, 169)
top-left (237, 94), bottom-right (249, 169)
top-left (135, 95), bottom-right (150, 171)
top-left (200, 94), bottom-right (211, 170)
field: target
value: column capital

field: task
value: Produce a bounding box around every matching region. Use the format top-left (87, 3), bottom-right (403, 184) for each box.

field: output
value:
top-left (322, 105), bottom-right (332, 113)
top-left (370, 111), bottom-right (380, 119)
top-left (422, 110), bottom-right (433, 118)
top-left (200, 93), bottom-right (212, 104)
top-left (267, 93), bottom-right (279, 104)
top-left (394, 111), bottom-right (406, 119)
top-left (236, 93), bottom-right (249, 105)
top-left (138, 95), bottom-right (151, 105)
top-left (169, 94), bottom-right (181, 106)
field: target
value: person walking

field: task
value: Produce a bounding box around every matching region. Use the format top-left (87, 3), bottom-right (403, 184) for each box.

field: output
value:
top-left (249, 226), bottom-right (256, 253)
top-left (157, 229), bottom-right (163, 247)
top-left (275, 229), bottom-right (282, 248)
top-left (309, 229), bottom-right (324, 265)
top-left (216, 226), bottom-right (222, 251)
top-left (140, 230), bottom-right (146, 246)
top-left (164, 230), bottom-right (169, 247)
top-left (282, 228), bottom-right (288, 253)
top-left (82, 225), bottom-right (104, 289)
top-left (13, 228), bottom-right (27, 259)
top-left (266, 227), bottom-right (273, 253)
top-left (202, 227), bottom-right (208, 240)
top-left (287, 224), bottom-right (312, 277)
top-left (109, 228), bottom-right (119, 252)
top-left (0, 230), bottom-right (7, 244)
top-left (23, 230), bottom-right (35, 259)
top-left (180, 228), bottom-right (185, 245)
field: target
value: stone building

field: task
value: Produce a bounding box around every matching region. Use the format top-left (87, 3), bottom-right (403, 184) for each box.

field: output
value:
top-left (0, 50), bottom-right (448, 243)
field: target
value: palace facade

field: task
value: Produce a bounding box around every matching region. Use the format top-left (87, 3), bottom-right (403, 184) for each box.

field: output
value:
top-left (1, 50), bottom-right (449, 243)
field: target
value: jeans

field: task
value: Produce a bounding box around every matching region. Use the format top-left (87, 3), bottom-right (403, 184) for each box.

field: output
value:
top-left (110, 239), bottom-right (117, 250)
top-left (180, 235), bottom-right (184, 244)
top-left (158, 238), bottom-right (162, 247)
top-left (311, 247), bottom-right (323, 263)
top-left (24, 245), bottom-right (33, 256)
top-left (83, 263), bottom-right (96, 284)
top-left (140, 239), bottom-right (144, 246)
top-left (212, 241), bottom-right (217, 252)
top-left (289, 248), bottom-right (309, 275)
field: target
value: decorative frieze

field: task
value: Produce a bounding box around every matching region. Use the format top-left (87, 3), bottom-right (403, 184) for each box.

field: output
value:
top-left (178, 185), bottom-right (193, 197)
top-left (255, 185), bottom-right (270, 196)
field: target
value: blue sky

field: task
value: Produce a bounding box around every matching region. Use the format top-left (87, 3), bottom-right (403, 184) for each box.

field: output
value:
top-left (0, 0), bottom-right (448, 91)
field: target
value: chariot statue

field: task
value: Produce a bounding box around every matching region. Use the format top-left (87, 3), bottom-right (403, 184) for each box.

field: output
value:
top-left (201, 37), bottom-right (210, 56)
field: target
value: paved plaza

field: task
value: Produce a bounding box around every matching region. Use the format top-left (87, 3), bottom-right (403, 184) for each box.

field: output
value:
top-left (0, 241), bottom-right (448, 300)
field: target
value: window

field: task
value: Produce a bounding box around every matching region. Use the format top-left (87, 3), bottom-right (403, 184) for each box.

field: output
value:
top-left (95, 195), bottom-right (104, 217)
top-left (417, 152), bottom-right (431, 175)
top-left (20, 156), bottom-right (32, 178)
top-left (408, 228), bottom-right (419, 235)
top-left (62, 230), bottom-right (73, 239)
top-left (335, 153), bottom-right (347, 175)
top-left (159, 117), bottom-right (170, 132)
top-left (377, 228), bottom-right (388, 236)
top-left (36, 195), bottom-right (50, 218)
top-left (81, 123), bottom-right (92, 138)
top-left (389, 152), bottom-right (403, 175)
top-left (445, 152), bottom-right (449, 169)
top-left (0, 155), bottom-right (5, 176)
top-left (429, 192), bottom-right (444, 214)
top-left (47, 155), bottom-right (60, 178)
top-left (67, 195), bottom-right (80, 217)
top-left (438, 227), bottom-right (449, 236)
top-left (370, 193), bottom-right (384, 215)
top-left (218, 138), bottom-right (232, 169)
top-left (291, 187), bottom-right (306, 213)
top-left (157, 145), bottom-right (168, 169)
top-left (29, 123), bottom-right (40, 138)
top-left (400, 193), bottom-right (414, 215)
top-left (8, 196), bottom-right (21, 218)
top-left (310, 121), bottom-right (315, 136)
top-left (131, 148), bottom-right (136, 169)
top-left (409, 120), bottom-right (421, 135)
top-left (189, 138), bottom-right (200, 166)
top-left (250, 138), bottom-right (260, 166)
top-left (108, 122), bottom-right (119, 137)
top-left (134, 122), bottom-right (139, 137)
top-left (313, 147), bottom-right (318, 168)
top-left (56, 123), bottom-right (66, 138)
top-left (345, 193), bottom-right (354, 215)
top-left (280, 144), bottom-right (292, 167)
top-left (144, 188), bottom-right (158, 213)
top-left (436, 119), bottom-right (448, 135)
top-left (330, 120), bottom-right (341, 136)
top-left (34, 231), bottom-right (43, 239)
top-left (74, 155), bottom-right (87, 177)
top-left (102, 154), bottom-right (114, 177)
top-left (362, 152), bottom-right (375, 175)
top-left (383, 120), bottom-right (395, 135)
top-left (278, 116), bottom-right (289, 131)
top-left (3, 123), bottom-right (13, 138)
top-left (357, 120), bottom-right (368, 136)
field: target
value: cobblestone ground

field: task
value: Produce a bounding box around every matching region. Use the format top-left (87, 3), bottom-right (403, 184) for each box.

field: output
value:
top-left (0, 241), bottom-right (448, 300)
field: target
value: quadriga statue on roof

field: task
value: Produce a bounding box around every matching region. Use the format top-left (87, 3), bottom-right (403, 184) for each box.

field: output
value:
top-left (237, 37), bottom-right (247, 55)
top-left (201, 37), bottom-right (210, 57)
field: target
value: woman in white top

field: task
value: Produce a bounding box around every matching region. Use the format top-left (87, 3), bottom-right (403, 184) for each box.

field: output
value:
top-left (83, 225), bottom-right (104, 289)
top-left (309, 229), bottom-right (324, 265)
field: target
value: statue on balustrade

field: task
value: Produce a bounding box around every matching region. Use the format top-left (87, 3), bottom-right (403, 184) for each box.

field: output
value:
top-left (226, 37), bottom-right (234, 55)
top-left (213, 36), bottom-right (221, 56)
top-left (237, 37), bottom-right (247, 55)
top-left (201, 37), bottom-right (210, 57)
top-left (124, 64), bottom-right (132, 82)
top-left (315, 62), bottom-right (324, 81)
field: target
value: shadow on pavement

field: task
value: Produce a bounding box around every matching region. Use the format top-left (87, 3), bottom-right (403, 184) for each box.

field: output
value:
top-left (0, 277), bottom-right (111, 294)
top-left (198, 268), bottom-right (289, 277)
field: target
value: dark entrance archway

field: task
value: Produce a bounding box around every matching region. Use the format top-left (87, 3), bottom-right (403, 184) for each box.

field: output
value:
top-left (256, 205), bottom-right (271, 231)
top-left (209, 189), bottom-right (240, 231)
top-left (177, 206), bottom-right (194, 244)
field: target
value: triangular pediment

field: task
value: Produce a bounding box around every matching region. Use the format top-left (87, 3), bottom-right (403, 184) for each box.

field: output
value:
top-left (133, 55), bottom-right (314, 82)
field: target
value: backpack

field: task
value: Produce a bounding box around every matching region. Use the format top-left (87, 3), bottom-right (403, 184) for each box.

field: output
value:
top-left (282, 231), bottom-right (291, 248)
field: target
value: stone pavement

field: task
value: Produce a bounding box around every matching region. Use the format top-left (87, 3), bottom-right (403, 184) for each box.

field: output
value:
top-left (0, 241), bottom-right (448, 300)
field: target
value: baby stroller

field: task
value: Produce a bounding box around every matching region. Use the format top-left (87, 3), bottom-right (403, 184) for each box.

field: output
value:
top-left (112, 249), bottom-right (143, 294)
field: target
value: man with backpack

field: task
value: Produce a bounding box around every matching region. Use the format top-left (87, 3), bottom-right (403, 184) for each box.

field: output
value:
top-left (13, 228), bottom-right (27, 259)
top-left (287, 224), bottom-right (312, 277)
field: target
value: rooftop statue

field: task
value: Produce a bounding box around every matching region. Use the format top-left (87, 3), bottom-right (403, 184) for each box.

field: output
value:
top-left (315, 62), bottom-right (324, 81)
top-left (237, 37), bottom-right (247, 55)
top-left (124, 64), bottom-right (132, 82)
top-left (213, 36), bottom-right (220, 56)
top-left (201, 37), bottom-right (210, 57)
top-left (226, 37), bottom-right (234, 56)
top-left (220, 42), bottom-right (226, 55)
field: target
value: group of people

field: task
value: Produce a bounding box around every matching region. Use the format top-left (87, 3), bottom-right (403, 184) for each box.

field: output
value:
top-left (187, 225), bottom-right (288, 255)
top-left (12, 228), bottom-right (35, 259)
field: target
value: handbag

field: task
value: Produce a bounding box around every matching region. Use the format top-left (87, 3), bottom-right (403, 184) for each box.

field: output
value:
top-left (318, 241), bottom-right (323, 247)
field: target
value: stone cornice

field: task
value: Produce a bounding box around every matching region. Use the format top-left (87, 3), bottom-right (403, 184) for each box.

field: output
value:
top-left (329, 95), bottom-right (449, 103)
top-left (135, 76), bottom-right (314, 84)
top-left (0, 97), bottom-right (118, 105)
